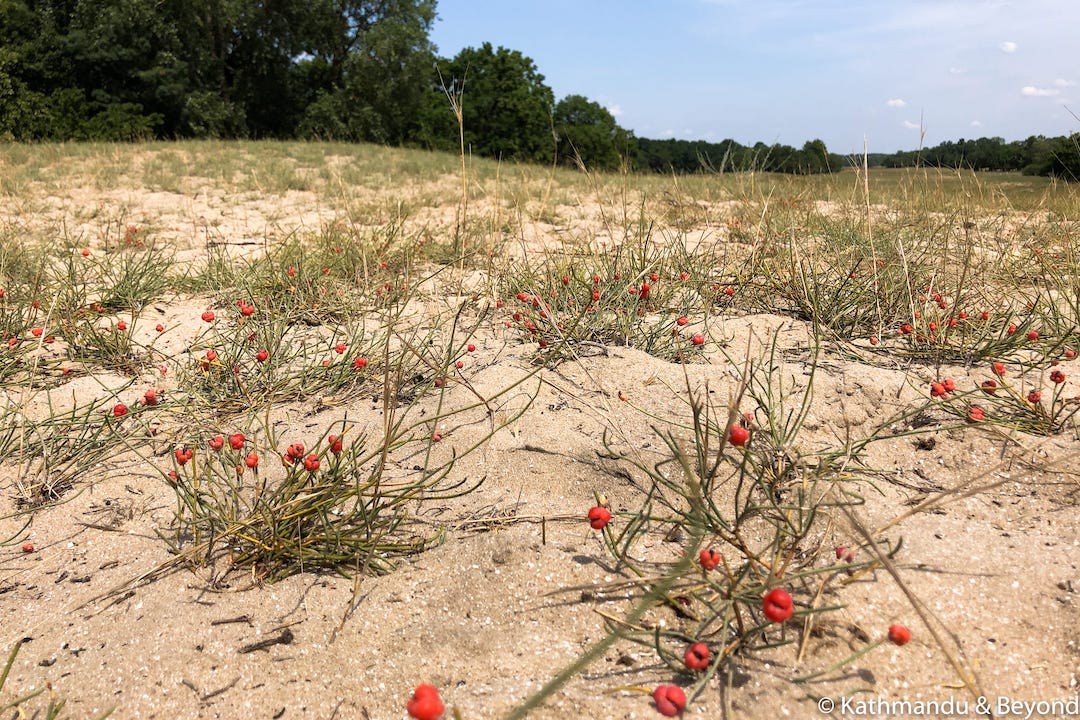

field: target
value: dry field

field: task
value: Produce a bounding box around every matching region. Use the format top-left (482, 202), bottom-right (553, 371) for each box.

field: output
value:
top-left (1, 141), bottom-right (1079, 719)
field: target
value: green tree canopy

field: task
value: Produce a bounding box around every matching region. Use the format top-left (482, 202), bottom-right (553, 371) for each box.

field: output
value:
top-left (553, 94), bottom-right (635, 171)
top-left (297, 0), bottom-right (437, 143)
top-left (0, 0), bottom-right (439, 140)
top-left (418, 42), bottom-right (555, 162)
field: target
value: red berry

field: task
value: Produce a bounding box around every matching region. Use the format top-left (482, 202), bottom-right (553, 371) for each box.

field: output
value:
top-left (353, 356), bottom-right (368, 370)
top-left (303, 454), bottom-right (320, 472)
top-left (992, 362), bottom-right (1006, 376)
top-left (967, 406), bottom-right (985, 423)
top-left (328, 435), bottom-right (343, 455)
top-left (981, 379), bottom-right (997, 395)
top-left (684, 642), bottom-right (710, 671)
top-left (21, 541), bottom-right (34, 553)
top-left (869, 336), bottom-right (879, 346)
top-left (201, 311), bottom-right (215, 323)
top-left (244, 452), bottom-right (259, 468)
top-left (587, 506), bottom-right (612, 530)
top-left (1026, 330), bottom-right (1039, 341)
top-left (724, 286), bottom-right (734, 297)
top-left (431, 431), bottom-right (442, 442)
top-left (209, 435), bottom-right (224, 452)
top-left (229, 432), bottom-right (245, 450)
top-left (1027, 390), bottom-right (1041, 404)
top-left (467, 343), bottom-right (476, 352)
top-left (652, 684), bottom-right (686, 717)
top-left (116, 320), bottom-right (127, 331)
top-left (335, 342), bottom-right (346, 354)
top-left (676, 316), bottom-right (689, 327)
top-left (691, 333), bottom-right (705, 346)
top-left (31, 327), bottom-right (43, 337)
top-left (175, 447), bottom-right (193, 465)
top-left (835, 546), bottom-right (855, 562)
top-left (698, 548), bottom-right (721, 571)
top-left (256, 349), bottom-right (269, 362)
top-left (762, 587), bottom-right (794, 623)
top-left (1051, 369), bottom-right (1066, 384)
top-left (406, 684), bottom-right (444, 720)
top-left (727, 424), bottom-right (749, 447)
top-left (888, 624), bottom-right (912, 646)
top-left (155, 323), bottom-right (164, 332)
top-left (113, 403), bottom-right (128, 417)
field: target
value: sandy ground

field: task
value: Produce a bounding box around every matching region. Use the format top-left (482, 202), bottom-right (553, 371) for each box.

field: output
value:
top-left (2, 165), bottom-right (1079, 720)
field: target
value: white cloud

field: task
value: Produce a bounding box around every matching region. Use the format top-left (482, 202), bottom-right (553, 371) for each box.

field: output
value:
top-left (607, 104), bottom-right (623, 117)
top-left (1021, 86), bottom-right (1060, 97)
top-left (970, 120), bottom-right (983, 127)
top-left (903, 120), bottom-right (921, 130)
top-left (999, 41), bottom-right (1017, 53)
top-left (949, 67), bottom-right (967, 75)
top-left (1054, 78), bottom-right (1075, 87)
top-left (886, 98), bottom-right (906, 108)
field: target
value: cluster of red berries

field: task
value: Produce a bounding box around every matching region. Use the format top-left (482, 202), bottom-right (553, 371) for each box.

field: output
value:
top-left (281, 442), bottom-right (321, 471)
top-left (929, 378), bottom-right (956, 398)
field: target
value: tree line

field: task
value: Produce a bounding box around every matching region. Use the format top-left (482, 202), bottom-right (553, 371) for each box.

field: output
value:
top-left (869, 135), bottom-right (1080, 178)
top-left (16, 1), bottom-right (1071, 178)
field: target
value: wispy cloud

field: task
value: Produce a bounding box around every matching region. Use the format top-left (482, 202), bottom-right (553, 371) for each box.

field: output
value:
top-left (1054, 78), bottom-right (1075, 87)
top-left (886, 98), bottom-right (906, 108)
top-left (949, 67), bottom-right (967, 75)
top-left (999, 40), bottom-right (1017, 53)
top-left (903, 120), bottom-right (921, 130)
top-left (1021, 86), bottom-right (1060, 97)
top-left (607, 103), bottom-right (623, 117)
top-left (970, 120), bottom-right (983, 127)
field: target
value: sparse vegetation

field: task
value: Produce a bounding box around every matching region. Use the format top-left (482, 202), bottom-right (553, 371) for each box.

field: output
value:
top-left (0, 141), bottom-right (1077, 718)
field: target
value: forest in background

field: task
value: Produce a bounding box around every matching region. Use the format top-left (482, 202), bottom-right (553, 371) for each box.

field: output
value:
top-left (1, 0), bottom-right (1076, 177)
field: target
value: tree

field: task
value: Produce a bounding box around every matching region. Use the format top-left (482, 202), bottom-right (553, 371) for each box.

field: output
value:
top-left (0, 0), bottom-right (441, 140)
top-left (298, 0), bottom-right (436, 143)
top-left (553, 94), bottom-right (635, 171)
top-left (418, 42), bottom-right (555, 162)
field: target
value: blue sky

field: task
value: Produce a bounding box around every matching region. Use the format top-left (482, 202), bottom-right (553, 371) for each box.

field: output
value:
top-left (428, 0), bottom-right (1079, 154)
